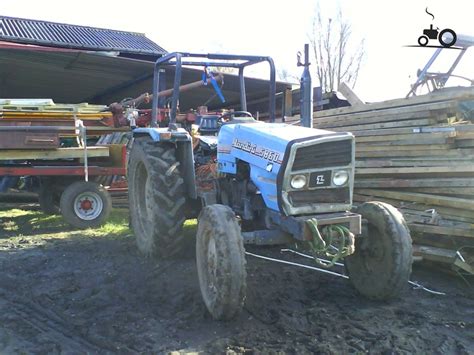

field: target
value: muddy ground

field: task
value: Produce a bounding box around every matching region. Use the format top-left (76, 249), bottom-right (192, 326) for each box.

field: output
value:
top-left (0, 203), bottom-right (473, 354)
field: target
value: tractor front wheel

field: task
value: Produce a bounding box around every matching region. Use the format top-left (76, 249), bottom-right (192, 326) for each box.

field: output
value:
top-left (345, 201), bottom-right (412, 300)
top-left (418, 35), bottom-right (429, 46)
top-left (196, 204), bottom-right (247, 320)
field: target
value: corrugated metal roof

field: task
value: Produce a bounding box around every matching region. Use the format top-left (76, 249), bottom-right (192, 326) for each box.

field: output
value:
top-left (0, 15), bottom-right (166, 55)
top-left (0, 46), bottom-right (291, 111)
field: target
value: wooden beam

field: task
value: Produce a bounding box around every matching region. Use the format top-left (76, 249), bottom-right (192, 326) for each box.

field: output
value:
top-left (355, 144), bottom-right (450, 152)
top-left (413, 245), bottom-right (456, 262)
top-left (356, 149), bottom-right (474, 158)
top-left (315, 108), bottom-right (444, 127)
top-left (356, 188), bottom-right (474, 211)
top-left (338, 82), bottom-right (364, 106)
top-left (355, 159), bottom-right (472, 168)
top-left (409, 224), bottom-right (474, 238)
top-left (352, 125), bottom-right (474, 137)
top-left (354, 178), bottom-right (474, 188)
top-left (413, 245), bottom-right (474, 275)
top-left (356, 166), bottom-right (474, 175)
top-left (0, 146), bottom-right (110, 160)
top-left (399, 187), bottom-right (474, 196)
top-left (355, 131), bottom-right (456, 143)
top-left (354, 193), bottom-right (474, 222)
top-left (313, 86), bottom-right (474, 118)
top-left (326, 118), bottom-right (440, 132)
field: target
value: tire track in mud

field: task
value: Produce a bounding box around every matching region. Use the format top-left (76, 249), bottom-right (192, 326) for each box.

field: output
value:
top-left (0, 288), bottom-right (137, 353)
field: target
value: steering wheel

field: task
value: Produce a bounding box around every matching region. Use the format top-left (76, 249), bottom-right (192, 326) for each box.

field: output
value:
top-left (218, 111), bottom-right (254, 124)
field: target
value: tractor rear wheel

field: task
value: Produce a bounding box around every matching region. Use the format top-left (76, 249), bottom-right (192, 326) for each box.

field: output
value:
top-left (128, 137), bottom-right (186, 257)
top-left (345, 201), bottom-right (412, 300)
top-left (196, 204), bottom-right (247, 320)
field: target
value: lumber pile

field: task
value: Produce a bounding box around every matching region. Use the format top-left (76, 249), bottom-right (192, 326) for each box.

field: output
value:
top-left (314, 87), bottom-right (474, 274)
top-left (0, 99), bottom-right (118, 136)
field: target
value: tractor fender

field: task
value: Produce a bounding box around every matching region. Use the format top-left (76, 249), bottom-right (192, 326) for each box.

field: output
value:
top-left (132, 127), bottom-right (197, 199)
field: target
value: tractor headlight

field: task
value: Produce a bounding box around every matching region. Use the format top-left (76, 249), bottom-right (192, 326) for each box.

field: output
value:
top-left (290, 174), bottom-right (307, 189)
top-left (332, 170), bottom-right (349, 186)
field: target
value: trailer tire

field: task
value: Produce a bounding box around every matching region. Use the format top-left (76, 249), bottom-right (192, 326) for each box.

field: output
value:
top-left (60, 181), bottom-right (111, 229)
top-left (345, 201), bottom-right (412, 300)
top-left (38, 179), bottom-right (60, 215)
top-left (196, 204), bottom-right (246, 320)
top-left (128, 138), bottom-right (186, 257)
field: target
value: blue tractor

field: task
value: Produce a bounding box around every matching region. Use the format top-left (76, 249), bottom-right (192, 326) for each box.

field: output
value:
top-left (127, 53), bottom-right (413, 320)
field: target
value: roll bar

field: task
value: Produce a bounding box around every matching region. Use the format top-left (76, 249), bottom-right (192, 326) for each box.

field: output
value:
top-left (151, 52), bottom-right (276, 128)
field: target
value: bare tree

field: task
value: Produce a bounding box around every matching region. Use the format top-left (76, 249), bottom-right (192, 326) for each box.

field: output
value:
top-left (277, 68), bottom-right (299, 83)
top-left (309, 5), bottom-right (365, 93)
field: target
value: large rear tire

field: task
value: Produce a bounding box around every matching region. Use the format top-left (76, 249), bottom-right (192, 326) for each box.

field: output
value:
top-left (345, 201), bottom-right (413, 300)
top-left (196, 204), bottom-right (247, 320)
top-left (128, 137), bottom-right (186, 257)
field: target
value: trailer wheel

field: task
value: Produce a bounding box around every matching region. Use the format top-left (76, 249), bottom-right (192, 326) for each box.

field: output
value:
top-left (345, 202), bottom-right (412, 300)
top-left (60, 181), bottom-right (112, 229)
top-left (196, 204), bottom-right (246, 320)
top-left (38, 179), bottom-right (60, 215)
top-left (128, 138), bottom-right (186, 257)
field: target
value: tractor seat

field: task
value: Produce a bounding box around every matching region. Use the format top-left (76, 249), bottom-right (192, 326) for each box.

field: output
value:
top-left (197, 114), bottom-right (220, 135)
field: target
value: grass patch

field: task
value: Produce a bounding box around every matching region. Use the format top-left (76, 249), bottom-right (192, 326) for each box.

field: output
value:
top-left (0, 207), bottom-right (131, 239)
top-left (183, 219), bottom-right (197, 239)
top-left (30, 214), bottom-right (69, 230)
top-left (83, 209), bottom-right (131, 237)
top-left (0, 209), bottom-right (35, 218)
top-left (0, 206), bottom-right (197, 244)
top-left (3, 220), bottom-right (18, 231)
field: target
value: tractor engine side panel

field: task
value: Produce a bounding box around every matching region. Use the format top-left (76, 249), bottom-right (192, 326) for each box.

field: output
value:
top-left (217, 123), bottom-right (288, 213)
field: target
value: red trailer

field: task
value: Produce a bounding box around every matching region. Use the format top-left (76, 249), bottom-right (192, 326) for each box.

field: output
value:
top-left (0, 123), bottom-right (128, 228)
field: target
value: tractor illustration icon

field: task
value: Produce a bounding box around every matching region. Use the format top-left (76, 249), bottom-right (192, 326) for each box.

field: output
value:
top-left (418, 24), bottom-right (457, 47)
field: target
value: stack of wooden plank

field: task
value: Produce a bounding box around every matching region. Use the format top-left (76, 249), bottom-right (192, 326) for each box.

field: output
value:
top-left (314, 87), bottom-right (474, 274)
top-left (0, 99), bottom-right (119, 136)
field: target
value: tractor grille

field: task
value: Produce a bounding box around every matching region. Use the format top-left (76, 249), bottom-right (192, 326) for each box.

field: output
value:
top-left (288, 188), bottom-right (350, 207)
top-left (291, 139), bottom-right (352, 171)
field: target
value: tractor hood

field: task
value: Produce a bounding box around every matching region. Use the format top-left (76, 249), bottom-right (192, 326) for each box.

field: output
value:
top-left (217, 122), bottom-right (353, 214)
top-left (218, 122), bottom-right (343, 173)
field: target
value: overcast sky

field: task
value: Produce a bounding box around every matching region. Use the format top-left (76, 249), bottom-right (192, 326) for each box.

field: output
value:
top-left (1, 0), bottom-right (473, 102)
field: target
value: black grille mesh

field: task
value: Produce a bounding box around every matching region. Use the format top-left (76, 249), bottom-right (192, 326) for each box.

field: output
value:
top-left (292, 139), bottom-right (352, 171)
top-left (288, 188), bottom-right (350, 207)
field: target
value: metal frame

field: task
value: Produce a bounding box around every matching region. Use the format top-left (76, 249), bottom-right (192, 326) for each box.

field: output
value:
top-left (407, 33), bottom-right (474, 97)
top-left (150, 52), bottom-right (276, 127)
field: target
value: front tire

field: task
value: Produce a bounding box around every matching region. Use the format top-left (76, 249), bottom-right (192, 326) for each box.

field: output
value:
top-left (60, 181), bottom-right (112, 229)
top-left (196, 204), bottom-right (247, 320)
top-left (128, 137), bottom-right (186, 257)
top-left (418, 35), bottom-right (429, 46)
top-left (345, 201), bottom-right (412, 300)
